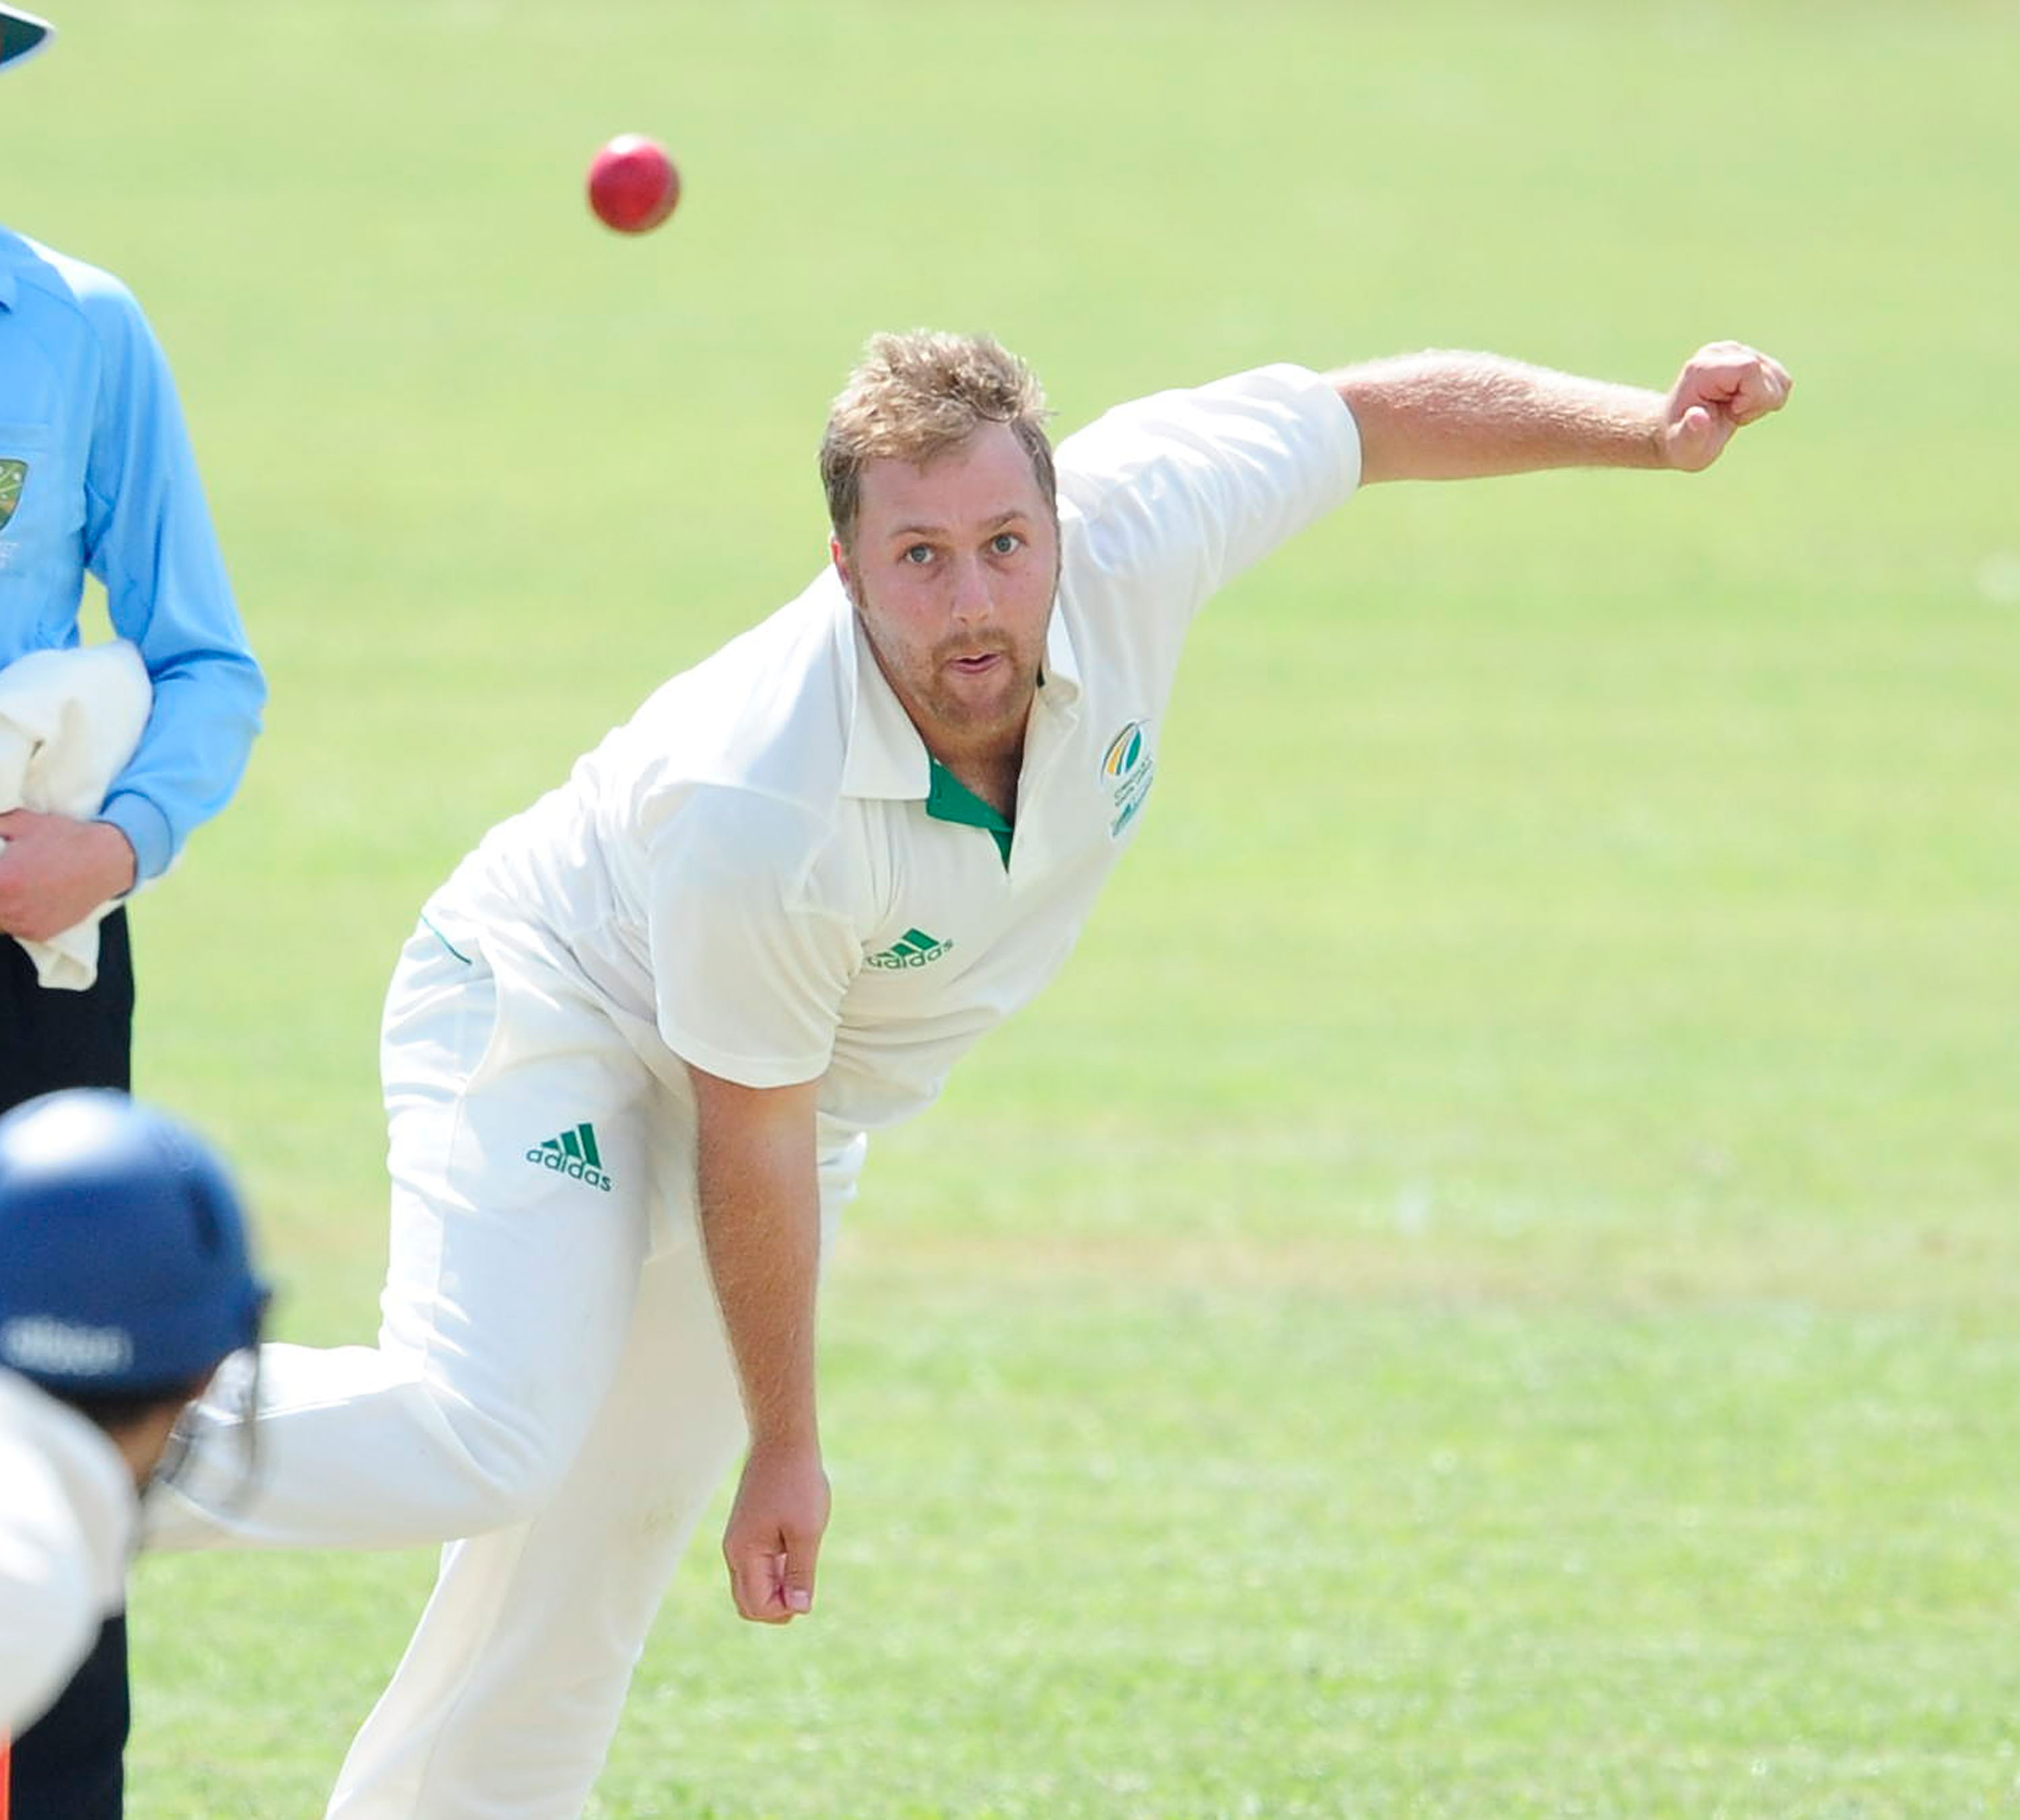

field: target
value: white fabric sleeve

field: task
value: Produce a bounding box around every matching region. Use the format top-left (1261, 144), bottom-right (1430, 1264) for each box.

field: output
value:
top-left (1054, 363), bottom-right (1361, 625)
top-left (0, 1444), bottom-right (106, 1734)
top-left (644, 784), bottom-right (860, 1089)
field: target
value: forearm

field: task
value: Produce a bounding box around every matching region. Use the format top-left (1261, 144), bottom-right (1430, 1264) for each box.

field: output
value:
top-left (689, 1067), bottom-right (832, 1621)
top-left (692, 1075), bottom-right (823, 1452)
top-left (1334, 352), bottom-right (1668, 484)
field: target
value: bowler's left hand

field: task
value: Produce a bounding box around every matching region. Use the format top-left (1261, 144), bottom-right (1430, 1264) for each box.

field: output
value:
top-left (0, 810), bottom-right (137, 941)
top-left (1661, 341), bottom-right (1794, 472)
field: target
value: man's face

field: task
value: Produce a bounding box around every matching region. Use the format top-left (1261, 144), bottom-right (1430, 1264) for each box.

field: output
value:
top-left (834, 421), bottom-right (1060, 766)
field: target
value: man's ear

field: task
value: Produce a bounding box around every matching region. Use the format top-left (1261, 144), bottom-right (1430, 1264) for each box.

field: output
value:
top-left (830, 536), bottom-right (855, 605)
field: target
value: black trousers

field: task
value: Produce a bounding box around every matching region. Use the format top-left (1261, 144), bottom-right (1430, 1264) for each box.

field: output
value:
top-left (3, 908), bottom-right (135, 1820)
top-left (0, 905), bottom-right (133, 1102)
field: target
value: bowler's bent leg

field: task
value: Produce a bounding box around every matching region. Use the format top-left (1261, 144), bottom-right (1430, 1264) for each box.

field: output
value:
top-left (149, 922), bottom-right (654, 1550)
top-left (328, 1236), bottom-right (747, 1820)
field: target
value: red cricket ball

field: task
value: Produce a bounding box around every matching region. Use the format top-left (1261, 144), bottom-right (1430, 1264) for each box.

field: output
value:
top-left (586, 134), bottom-right (681, 234)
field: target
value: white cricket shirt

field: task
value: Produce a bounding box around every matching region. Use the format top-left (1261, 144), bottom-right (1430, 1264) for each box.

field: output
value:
top-left (0, 1370), bottom-right (134, 1734)
top-left (445, 364), bottom-right (1359, 1156)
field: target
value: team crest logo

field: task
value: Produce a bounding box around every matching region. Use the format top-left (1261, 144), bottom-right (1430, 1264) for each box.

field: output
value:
top-left (1102, 719), bottom-right (1156, 838)
top-left (0, 460), bottom-right (25, 533)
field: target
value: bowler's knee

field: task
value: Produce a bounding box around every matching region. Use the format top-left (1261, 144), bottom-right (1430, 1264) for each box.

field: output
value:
top-left (422, 1387), bottom-right (582, 1532)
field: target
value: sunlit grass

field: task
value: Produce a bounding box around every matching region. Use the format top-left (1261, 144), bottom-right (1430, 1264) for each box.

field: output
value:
top-left (7, 1), bottom-right (2011, 1814)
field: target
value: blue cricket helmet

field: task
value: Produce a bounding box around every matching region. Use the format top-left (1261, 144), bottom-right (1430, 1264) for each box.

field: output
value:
top-left (0, 1089), bottom-right (269, 1396)
top-left (0, 5), bottom-right (53, 70)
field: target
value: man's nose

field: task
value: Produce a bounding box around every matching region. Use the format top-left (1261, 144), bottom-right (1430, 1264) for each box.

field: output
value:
top-left (948, 553), bottom-right (992, 621)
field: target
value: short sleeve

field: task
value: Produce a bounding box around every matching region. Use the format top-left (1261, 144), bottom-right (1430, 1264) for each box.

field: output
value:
top-left (1054, 363), bottom-right (1361, 627)
top-left (645, 784), bottom-right (861, 1088)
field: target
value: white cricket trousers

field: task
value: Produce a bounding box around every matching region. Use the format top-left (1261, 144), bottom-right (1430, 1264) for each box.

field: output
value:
top-left (150, 910), bottom-right (855, 1818)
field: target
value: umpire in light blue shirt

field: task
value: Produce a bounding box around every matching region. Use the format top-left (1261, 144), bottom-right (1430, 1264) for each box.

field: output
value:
top-left (0, 7), bottom-right (263, 1815)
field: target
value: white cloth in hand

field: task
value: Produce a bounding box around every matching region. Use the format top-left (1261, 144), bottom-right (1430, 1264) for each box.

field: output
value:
top-left (0, 642), bottom-right (153, 990)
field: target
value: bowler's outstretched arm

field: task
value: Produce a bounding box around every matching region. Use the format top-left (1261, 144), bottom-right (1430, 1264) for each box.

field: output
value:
top-left (1335, 341), bottom-right (1792, 483)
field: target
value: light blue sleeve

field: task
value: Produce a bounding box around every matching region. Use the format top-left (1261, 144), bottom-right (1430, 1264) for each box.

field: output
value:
top-left (77, 271), bottom-right (263, 881)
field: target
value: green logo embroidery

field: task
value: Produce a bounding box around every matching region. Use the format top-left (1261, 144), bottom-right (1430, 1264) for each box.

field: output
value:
top-left (0, 460), bottom-right (26, 533)
top-left (523, 1121), bottom-right (613, 1192)
top-left (1102, 718), bottom-right (1156, 837)
top-left (867, 927), bottom-right (953, 970)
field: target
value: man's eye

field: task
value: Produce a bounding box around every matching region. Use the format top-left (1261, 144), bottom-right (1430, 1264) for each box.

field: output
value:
top-left (902, 545), bottom-right (933, 566)
top-left (990, 532), bottom-right (1023, 556)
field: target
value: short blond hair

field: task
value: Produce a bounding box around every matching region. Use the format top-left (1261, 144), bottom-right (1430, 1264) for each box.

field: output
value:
top-left (820, 330), bottom-right (1056, 550)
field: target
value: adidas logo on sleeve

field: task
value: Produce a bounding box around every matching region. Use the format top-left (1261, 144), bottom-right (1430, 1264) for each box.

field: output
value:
top-left (525, 1121), bottom-right (613, 1192)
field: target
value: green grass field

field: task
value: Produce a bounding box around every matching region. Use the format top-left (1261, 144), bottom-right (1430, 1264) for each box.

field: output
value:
top-left (11, 1), bottom-right (2019, 1814)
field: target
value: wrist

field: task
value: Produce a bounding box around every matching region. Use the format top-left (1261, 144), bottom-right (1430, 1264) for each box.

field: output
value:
top-left (90, 819), bottom-right (139, 898)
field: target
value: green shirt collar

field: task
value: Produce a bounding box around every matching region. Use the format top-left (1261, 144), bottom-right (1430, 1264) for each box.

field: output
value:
top-left (926, 757), bottom-right (1013, 868)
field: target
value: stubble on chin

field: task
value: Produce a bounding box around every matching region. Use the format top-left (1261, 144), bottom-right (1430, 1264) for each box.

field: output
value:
top-left (927, 649), bottom-right (1041, 741)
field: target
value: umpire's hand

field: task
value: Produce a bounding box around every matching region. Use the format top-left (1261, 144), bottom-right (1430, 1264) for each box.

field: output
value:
top-left (0, 811), bottom-right (137, 941)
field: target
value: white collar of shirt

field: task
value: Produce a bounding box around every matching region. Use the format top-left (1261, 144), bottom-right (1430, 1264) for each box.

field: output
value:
top-left (836, 576), bottom-right (1083, 804)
